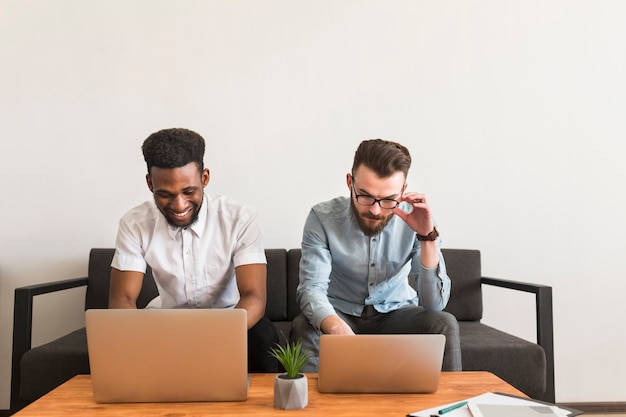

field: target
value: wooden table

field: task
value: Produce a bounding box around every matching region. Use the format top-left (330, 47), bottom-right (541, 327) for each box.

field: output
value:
top-left (14, 372), bottom-right (525, 416)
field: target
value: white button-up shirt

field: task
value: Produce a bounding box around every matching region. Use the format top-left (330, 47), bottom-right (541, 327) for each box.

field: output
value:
top-left (112, 193), bottom-right (266, 309)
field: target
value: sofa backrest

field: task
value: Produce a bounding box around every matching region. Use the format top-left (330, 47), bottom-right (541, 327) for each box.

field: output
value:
top-left (85, 248), bottom-right (158, 310)
top-left (258, 248), bottom-right (304, 323)
top-left (441, 248), bottom-right (482, 321)
top-left (84, 247), bottom-right (482, 322)
top-left (264, 249), bottom-right (288, 321)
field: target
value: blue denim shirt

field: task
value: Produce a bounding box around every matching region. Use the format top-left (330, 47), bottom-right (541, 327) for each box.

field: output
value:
top-left (296, 196), bottom-right (451, 329)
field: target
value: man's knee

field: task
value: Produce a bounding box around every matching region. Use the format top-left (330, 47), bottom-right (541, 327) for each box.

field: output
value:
top-left (437, 311), bottom-right (459, 330)
top-left (421, 310), bottom-right (459, 333)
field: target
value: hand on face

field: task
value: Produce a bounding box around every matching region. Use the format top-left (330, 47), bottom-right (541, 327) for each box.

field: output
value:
top-left (392, 192), bottom-right (434, 236)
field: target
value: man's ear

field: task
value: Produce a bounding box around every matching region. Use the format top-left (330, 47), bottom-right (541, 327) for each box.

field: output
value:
top-left (201, 168), bottom-right (210, 188)
top-left (146, 173), bottom-right (153, 192)
top-left (346, 173), bottom-right (353, 191)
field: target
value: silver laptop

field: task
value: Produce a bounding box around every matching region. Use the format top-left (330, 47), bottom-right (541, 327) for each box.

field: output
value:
top-left (85, 308), bottom-right (248, 403)
top-left (317, 334), bottom-right (445, 393)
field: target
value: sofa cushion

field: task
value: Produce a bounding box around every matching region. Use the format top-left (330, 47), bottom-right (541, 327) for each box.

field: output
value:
top-left (459, 321), bottom-right (546, 398)
top-left (20, 328), bottom-right (89, 401)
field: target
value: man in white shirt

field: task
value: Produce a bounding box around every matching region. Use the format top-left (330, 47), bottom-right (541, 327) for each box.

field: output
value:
top-left (109, 128), bottom-right (279, 372)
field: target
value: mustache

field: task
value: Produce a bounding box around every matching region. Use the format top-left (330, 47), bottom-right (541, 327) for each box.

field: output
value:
top-left (361, 213), bottom-right (386, 220)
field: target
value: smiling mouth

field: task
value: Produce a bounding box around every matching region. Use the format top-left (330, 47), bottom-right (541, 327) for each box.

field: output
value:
top-left (170, 208), bottom-right (192, 218)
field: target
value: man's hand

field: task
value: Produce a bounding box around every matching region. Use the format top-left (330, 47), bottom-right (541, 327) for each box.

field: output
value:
top-left (392, 192), bottom-right (439, 269)
top-left (391, 192), bottom-right (434, 235)
top-left (320, 315), bottom-right (355, 335)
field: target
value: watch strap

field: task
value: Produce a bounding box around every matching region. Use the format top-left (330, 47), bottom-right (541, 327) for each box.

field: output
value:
top-left (416, 226), bottom-right (439, 241)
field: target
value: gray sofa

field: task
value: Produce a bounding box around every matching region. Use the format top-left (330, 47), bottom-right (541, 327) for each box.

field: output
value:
top-left (11, 248), bottom-right (554, 414)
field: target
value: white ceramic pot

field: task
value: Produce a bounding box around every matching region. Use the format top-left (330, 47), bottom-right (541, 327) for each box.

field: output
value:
top-left (273, 373), bottom-right (308, 410)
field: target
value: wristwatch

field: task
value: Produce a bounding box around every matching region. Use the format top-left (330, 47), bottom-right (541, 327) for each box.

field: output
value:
top-left (416, 226), bottom-right (439, 241)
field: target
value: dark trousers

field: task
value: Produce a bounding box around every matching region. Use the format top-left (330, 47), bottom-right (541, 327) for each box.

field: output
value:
top-left (248, 316), bottom-right (281, 372)
top-left (290, 305), bottom-right (462, 372)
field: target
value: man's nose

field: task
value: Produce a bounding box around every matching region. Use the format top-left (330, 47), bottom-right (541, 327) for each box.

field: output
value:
top-left (369, 203), bottom-right (382, 215)
top-left (171, 195), bottom-right (187, 211)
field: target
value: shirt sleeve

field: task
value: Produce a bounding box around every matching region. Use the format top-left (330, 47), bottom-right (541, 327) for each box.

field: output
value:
top-left (411, 237), bottom-right (451, 311)
top-left (111, 216), bottom-right (148, 273)
top-left (296, 209), bottom-right (338, 329)
top-left (232, 209), bottom-right (267, 267)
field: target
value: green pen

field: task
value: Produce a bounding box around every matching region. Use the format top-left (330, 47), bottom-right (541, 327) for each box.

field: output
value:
top-left (437, 401), bottom-right (468, 415)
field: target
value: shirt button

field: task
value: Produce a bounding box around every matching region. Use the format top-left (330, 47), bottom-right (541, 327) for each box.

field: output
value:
top-left (369, 282), bottom-right (374, 286)
top-left (370, 263), bottom-right (376, 267)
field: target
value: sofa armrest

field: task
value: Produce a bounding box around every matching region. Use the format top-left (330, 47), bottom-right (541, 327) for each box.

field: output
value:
top-left (11, 277), bottom-right (88, 411)
top-left (481, 276), bottom-right (554, 403)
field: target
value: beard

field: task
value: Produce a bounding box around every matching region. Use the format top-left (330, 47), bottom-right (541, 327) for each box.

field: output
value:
top-left (156, 197), bottom-right (203, 229)
top-left (350, 198), bottom-right (394, 237)
top-left (163, 206), bottom-right (201, 228)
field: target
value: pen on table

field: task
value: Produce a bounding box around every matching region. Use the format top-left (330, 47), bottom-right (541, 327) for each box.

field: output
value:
top-left (437, 400), bottom-right (468, 415)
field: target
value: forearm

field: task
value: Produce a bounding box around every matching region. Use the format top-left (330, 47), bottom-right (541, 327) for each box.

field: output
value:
top-left (234, 263), bottom-right (267, 329)
top-left (235, 294), bottom-right (265, 329)
top-left (108, 268), bottom-right (143, 309)
top-left (419, 240), bottom-right (440, 269)
top-left (415, 249), bottom-right (451, 311)
top-left (108, 295), bottom-right (137, 309)
top-left (297, 288), bottom-right (337, 329)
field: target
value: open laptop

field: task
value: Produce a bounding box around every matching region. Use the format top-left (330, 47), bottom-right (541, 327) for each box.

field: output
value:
top-left (317, 334), bottom-right (445, 393)
top-left (85, 308), bottom-right (248, 403)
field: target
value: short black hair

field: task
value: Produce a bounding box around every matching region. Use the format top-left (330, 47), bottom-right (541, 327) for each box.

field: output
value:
top-left (142, 128), bottom-right (205, 173)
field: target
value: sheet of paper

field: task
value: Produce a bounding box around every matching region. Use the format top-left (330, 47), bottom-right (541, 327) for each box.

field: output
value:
top-left (469, 403), bottom-right (565, 417)
top-left (408, 392), bottom-right (572, 417)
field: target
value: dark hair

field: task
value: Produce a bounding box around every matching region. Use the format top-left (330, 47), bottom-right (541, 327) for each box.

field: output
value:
top-left (142, 128), bottom-right (205, 173)
top-left (351, 139), bottom-right (412, 178)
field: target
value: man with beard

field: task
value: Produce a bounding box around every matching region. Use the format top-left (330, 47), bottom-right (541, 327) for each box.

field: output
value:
top-left (290, 139), bottom-right (461, 372)
top-left (108, 128), bottom-right (279, 372)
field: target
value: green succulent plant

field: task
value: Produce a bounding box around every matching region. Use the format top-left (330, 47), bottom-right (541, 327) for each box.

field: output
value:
top-left (268, 339), bottom-right (309, 378)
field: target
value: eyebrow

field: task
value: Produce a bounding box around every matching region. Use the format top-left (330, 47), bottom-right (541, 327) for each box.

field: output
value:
top-left (355, 186), bottom-right (400, 200)
top-left (155, 186), bottom-right (198, 196)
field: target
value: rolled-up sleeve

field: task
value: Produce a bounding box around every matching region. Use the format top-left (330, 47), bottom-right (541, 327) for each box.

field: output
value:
top-left (296, 210), bottom-right (337, 329)
top-left (412, 244), bottom-right (451, 311)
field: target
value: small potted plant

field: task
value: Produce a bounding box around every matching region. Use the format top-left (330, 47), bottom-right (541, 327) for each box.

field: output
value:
top-left (268, 339), bottom-right (310, 410)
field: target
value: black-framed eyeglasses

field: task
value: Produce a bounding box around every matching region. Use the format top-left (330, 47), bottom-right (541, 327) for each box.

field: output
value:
top-left (351, 178), bottom-right (402, 209)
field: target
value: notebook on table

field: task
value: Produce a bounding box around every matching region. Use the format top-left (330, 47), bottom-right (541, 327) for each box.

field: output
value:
top-left (85, 308), bottom-right (248, 403)
top-left (317, 334), bottom-right (445, 393)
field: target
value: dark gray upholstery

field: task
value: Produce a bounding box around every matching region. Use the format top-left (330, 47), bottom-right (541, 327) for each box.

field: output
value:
top-left (442, 249), bottom-right (483, 321)
top-left (18, 328), bottom-right (89, 402)
top-left (459, 322), bottom-right (546, 393)
top-left (11, 247), bottom-right (554, 414)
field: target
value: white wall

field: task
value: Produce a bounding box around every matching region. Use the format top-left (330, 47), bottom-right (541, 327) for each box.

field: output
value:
top-left (1, 0), bottom-right (625, 407)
